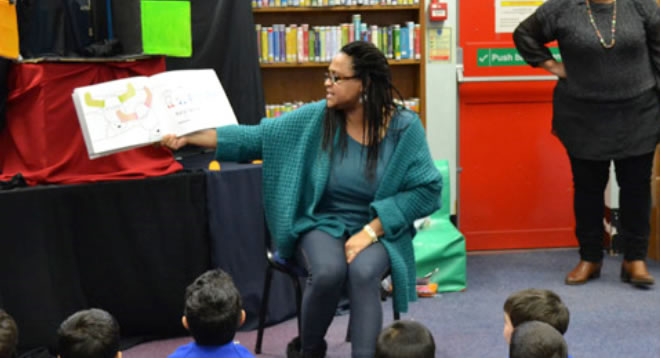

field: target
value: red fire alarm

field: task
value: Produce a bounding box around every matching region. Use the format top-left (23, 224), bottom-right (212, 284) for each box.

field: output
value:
top-left (429, 0), bottom-right (448, 22)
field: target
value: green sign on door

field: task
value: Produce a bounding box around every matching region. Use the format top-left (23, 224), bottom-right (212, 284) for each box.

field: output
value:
top-left (477, 48), bottom-right (561, 67)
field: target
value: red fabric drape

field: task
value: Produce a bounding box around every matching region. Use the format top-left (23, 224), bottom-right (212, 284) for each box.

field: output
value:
top-left (0, 57), bottom-right (182, 185)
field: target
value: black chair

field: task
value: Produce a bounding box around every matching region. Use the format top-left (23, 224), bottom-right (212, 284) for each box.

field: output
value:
top-left (255, 245), bottom-right (400, 354)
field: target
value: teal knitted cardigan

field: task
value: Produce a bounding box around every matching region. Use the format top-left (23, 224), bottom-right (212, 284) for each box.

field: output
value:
top-left (215, 100), bottom-right (442, 312)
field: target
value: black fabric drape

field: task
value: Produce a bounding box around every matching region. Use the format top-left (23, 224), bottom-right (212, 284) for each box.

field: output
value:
top-left (205, 164), bottom-right (297, 330)
top-left (166, 0), bottom-right (265, 126)
top-left (0, 172), bottom-right (210, 352)
top-left (0, 58), bottom-right (8, 135)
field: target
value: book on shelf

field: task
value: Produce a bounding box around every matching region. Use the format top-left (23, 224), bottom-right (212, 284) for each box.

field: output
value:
top-left (72, 69), bottom-right (236, 159)
top-left (257, 20), bottom-right (420, 64)
top-left (252, 0), bottom-right (419, 8)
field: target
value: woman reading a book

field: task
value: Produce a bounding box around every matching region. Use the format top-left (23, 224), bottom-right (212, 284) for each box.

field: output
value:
top-left (161, 41), bottom-right (441, 358)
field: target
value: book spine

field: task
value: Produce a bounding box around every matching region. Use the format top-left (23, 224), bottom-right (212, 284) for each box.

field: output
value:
top-left (414, 23), bottom-right (421, 60)
top-left (255, 24), bottom-right (262, 62)
top-left (387, 26), bottom-right (393, 59)
top-left (296, 24), bottom-right (302, 63)
top-left (314, 26), bottom-right (321, 62)
top-left (379, 27), bottom-right (386, 54)
top-left (268, 27), bottom-right (274, 63)
top-left (370, 25), bottom-right (378, 48)
top-left (407, 21), bottom-right (415, 61)
top-left (393, 24), bottom-right (400, 60)
top-left (261, 27), bottom-right (269, 63)
top-left (309, 27), bottom-right (316, 62)
top-left (273, 25), bottom-right (280, 62)
top-left (302, 24), bottom-right (309, 63)
top-left (341, 24), bottom-right (349, 47)
top-left (320, 26), bottom-right (326, 62)
top-left (285, 25), bottom-right (293, 63)
top-left (352, 14), bottom-right (361, 43)
top-left (400, 26), bottom-right (409, 59)
top-left (280, 24), bottom-right (287, 62)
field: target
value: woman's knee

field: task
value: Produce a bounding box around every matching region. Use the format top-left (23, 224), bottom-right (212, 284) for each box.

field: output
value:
top-left (310, 260), bottom-right (346, 290)
top-left (348, 262), bottom-right (384, 287)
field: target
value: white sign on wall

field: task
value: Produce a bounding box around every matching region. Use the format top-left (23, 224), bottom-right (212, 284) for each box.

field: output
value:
top-left (495, 0), bottom-right (546, 33)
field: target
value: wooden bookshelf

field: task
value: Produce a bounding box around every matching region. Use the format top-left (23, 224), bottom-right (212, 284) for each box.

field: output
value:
top-left (253, 3), bottom-right (427, 125)
top-left (253, 5), bottom-right (420, 12)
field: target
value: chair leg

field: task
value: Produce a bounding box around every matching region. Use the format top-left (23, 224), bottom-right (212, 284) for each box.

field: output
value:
top-left (255, 266), bottom-right (274, 354)
top-left (292, 274), bottom-right (303, 336)
top-left (393, 310), bottom-right (400, 320)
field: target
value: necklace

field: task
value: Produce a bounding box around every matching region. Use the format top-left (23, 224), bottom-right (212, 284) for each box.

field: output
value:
top-left (585, 0), bottom-right (617, 49)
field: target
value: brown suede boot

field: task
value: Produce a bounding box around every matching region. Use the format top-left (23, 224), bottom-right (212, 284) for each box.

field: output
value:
top-left (565, 260), bottom-right (602, 285)
top-left (621, 260), bottom-right (655, 286)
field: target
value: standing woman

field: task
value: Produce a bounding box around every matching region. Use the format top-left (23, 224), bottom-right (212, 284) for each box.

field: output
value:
top-left (161, 41), bottom-right (441, 357)
top-left (514, 0), bottom-right (660, 285)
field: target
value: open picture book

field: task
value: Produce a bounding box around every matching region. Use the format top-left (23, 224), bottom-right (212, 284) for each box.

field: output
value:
top-left (72, 69), bottom-right (236, 159)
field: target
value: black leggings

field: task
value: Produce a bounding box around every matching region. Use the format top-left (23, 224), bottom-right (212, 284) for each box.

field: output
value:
top-left (295, 229), bottom-right (390, 358)
top-left (569, 152), bottom-right (654, 262)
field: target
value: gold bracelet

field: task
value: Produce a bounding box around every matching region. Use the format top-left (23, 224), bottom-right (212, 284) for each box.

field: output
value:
top-left (363, 224), bottom-right (378, 243)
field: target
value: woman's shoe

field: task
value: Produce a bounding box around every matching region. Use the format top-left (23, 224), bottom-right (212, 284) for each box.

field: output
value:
top-left (565, 260), bottom-right (602, 285)
top-left (286, 336), bottom-right (327, 358)
top-left (621, 260), bottom-right (655, 286)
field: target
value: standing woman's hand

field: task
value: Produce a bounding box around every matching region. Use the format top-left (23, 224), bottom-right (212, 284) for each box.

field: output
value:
top-left (541, 59), bottom-right (567, 79)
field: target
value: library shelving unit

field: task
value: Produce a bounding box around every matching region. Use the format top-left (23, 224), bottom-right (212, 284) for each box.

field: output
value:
top-left (253, 4), bottom-right (427, 126)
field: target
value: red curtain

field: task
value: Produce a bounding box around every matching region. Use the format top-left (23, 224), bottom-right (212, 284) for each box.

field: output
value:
top-left (0, 57), bottom-right (182, 185)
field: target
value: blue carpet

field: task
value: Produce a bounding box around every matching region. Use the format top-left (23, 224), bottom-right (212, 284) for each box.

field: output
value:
top-left (125, 249), bottom-right (660, 358)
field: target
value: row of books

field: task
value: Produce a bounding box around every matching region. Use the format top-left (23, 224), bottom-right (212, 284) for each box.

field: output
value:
top-left (252, 0), bottom-right (419, 8)
top-left (265, 97), bottom-right (420, 118)
top-left (257, 21), bottom-right (420, 64)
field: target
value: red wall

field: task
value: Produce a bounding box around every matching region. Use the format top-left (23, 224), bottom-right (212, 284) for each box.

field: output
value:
top-left (458, 1), bottom-right (577, 250)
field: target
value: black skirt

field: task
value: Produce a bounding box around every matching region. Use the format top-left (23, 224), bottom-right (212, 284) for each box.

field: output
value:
top-left (552, 81), bottom-right (660, 160)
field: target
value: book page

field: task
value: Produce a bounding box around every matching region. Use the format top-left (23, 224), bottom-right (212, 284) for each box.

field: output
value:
top-left (73, 76), bottom-right (169, 158)
top-left (150, 69), bottom-right (237, 136)
top-left (72, 69), bottom-right (236, 159)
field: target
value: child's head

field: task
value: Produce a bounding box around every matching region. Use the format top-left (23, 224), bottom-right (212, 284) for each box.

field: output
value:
top-left (503, 289), bottom-right (569, 344)
top-left (183, 269), bottom-right (244, 346)
top-left (509, 321), bottom-right (568, 358)
top-left (0, 310), bottom-right (18, 358)
top-left (374, 320), bottom-right (435, 358)
top-left (57, 308), bottom-right (120, 358)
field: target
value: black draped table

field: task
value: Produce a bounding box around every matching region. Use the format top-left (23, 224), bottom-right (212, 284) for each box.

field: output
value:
top-left (0, 163), bottom-right (296, 353)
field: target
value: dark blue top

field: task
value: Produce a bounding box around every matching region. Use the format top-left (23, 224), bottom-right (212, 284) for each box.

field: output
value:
top-left (167, 341), bottom-right (255, 358)
top-left (315, 131), bottom-right (395, 235)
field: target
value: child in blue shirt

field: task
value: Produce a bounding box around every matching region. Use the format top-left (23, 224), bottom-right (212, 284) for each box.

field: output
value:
top-left (168, 269), bottom-right (254, 358)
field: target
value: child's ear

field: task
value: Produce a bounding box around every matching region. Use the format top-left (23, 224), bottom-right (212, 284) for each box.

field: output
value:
top-left (239, 309), bottom-right (246, 328)
top-left (182, 316), bottom-right (189, 331)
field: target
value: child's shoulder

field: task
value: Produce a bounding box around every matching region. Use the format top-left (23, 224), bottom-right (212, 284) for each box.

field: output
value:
top-left (167, 341), bottom-right (254, 358)
top-left (225, 341), bottom-right (255, 358)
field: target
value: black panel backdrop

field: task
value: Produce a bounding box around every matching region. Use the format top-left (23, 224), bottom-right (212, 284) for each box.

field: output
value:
top-left (0, 58), bottom-right (8, 136)
top-left (166, 0), bottom-right (265, 126)
top-left (0, 172), bottom-right (210, 352)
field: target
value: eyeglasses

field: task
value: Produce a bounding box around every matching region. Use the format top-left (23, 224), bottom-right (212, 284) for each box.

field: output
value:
top-left (324, 72), bottom-right (359, 85)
